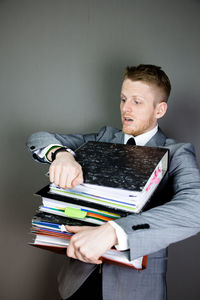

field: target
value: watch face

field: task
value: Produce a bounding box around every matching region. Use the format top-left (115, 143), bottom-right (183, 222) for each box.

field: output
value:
top-left (66, 148), bottom-right (75, 156)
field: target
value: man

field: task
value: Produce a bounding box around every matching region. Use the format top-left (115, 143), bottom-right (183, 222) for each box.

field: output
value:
top-left (27, 65), bottom-right (200, 300)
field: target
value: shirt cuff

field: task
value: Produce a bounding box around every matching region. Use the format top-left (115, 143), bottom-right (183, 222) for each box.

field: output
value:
top-left (35, 144), bottom-right (62, 162)
top-left (109, 221), bottom-right (129, 251)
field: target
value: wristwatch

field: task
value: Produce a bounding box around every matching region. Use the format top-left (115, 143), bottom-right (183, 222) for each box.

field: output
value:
top-left (51, 147), bottom-right (75, 162)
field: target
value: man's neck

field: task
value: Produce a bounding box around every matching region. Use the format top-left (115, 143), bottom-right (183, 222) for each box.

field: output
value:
top-left (124, 125), bottom-right (158, 146)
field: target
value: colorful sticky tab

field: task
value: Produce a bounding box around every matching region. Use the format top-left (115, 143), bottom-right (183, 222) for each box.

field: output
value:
top-left (64, 207), bottom-right (87, 219)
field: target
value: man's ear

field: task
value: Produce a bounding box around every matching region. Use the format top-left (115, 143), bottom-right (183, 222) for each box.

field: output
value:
top-left (156, 102), bottom-right (168, 120)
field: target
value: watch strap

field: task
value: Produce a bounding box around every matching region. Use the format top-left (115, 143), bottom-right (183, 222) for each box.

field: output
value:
top-left (51, 147), bottom-right (75, 162)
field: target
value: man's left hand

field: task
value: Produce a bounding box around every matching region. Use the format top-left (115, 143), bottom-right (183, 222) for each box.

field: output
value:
top-left (66, 223), bottom-right (118, 264)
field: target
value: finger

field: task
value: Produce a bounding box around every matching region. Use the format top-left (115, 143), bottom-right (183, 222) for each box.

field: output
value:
top-left (59, 167), bottom-right (69, 189)
top-left (63, 167), bottom-right (77, 189)
top-left (66, 225), bottom-right (90, 233)
top-left (90, 258), bottom-right (102, 264)
top-left (54, 165), bottom-right (62, 186)
top-left (67, 235), bottom-right (84, 260)
top-left (74, 248), bottom-right (88, 262)
top-left (69, 164), bottom-right (83, 188)
top-left (96, 259), bottom-right (103, 264)
top-left (70, 239), bottom-right (96, 263)
top-left (49, 165), bottom-right (55, 183)
top-left (67, 242), bottom-right (75, 258)
top-left (58, 164), bottom-right (72, 189)
top-left (67, 233), bottom-right (103, 264)
top-left (65, 174), bottom-right (74, 189)
top-left (74, 249), bottom-right (103, 264)
top-left (72, 172), bottom-right (84, 187)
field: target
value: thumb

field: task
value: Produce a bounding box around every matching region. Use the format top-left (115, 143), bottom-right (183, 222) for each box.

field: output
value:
top-left (65, 225), bottom-right (90, 233)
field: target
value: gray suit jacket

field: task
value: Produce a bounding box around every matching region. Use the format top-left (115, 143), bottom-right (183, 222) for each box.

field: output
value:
top-left (27, 126), bottom-right (200, 300)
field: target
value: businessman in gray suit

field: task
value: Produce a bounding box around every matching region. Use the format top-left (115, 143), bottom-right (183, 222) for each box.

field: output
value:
top-left (27, 65), bottom-right (200, 300)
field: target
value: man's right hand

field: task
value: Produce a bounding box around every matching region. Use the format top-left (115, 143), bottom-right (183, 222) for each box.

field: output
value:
top-left (49, 151), bottom-right (84, 189)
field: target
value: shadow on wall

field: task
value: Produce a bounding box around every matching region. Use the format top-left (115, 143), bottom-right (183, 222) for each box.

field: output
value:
top-left (161, 92), bottom-right (200, 163)
top-left (0, 125), bottom-right (65, 300)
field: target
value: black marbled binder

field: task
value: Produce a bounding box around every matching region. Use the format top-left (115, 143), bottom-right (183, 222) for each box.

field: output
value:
top-left (75, 141), bottom-right (168, 192)
top-left (33, 211), bottom-right (93, 227)
top-left (48, 142), bottom-right (168, 213)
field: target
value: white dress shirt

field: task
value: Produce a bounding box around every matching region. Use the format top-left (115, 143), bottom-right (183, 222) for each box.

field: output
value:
top-left (109, 125), bottom-right (158, 250)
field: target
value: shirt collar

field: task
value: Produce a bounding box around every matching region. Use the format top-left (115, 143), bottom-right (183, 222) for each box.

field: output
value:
top-left (124, 125), bottom-right (158, 146)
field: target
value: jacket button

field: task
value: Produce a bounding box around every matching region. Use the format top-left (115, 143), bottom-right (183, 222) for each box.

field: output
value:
top-left (30, 146), bottom-right (35, 150)
top-left (132, 224), bottom-right (150, 231)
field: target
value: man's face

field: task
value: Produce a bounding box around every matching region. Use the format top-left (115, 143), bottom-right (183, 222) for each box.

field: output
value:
top-left (120, 79), bottom-right (165, 136)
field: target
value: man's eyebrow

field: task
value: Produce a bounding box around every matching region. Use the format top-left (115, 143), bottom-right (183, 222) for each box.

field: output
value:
top-left (121, 93), bottom-right (144, 100)
top-left (120, 93), bottom-right (126, 97)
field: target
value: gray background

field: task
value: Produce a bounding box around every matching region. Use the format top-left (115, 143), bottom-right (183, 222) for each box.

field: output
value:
top-left (0, 0), bottom-right (200, 299)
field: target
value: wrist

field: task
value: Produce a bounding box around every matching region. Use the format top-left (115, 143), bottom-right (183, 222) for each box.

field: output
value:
top-left (103, 222), bottom-right (118, 246)
top-left (56, 151), bottom-right (74, 160)
top-left (46, 146), bottom-right (61, 162)
top-left (48, 147), bottom-right (75, 162)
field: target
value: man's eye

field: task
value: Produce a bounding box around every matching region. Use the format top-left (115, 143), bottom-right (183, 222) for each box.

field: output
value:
top-left (121, 98), bottom-right (126, 103)
top-left (135, 100), bottom-right (140, 104)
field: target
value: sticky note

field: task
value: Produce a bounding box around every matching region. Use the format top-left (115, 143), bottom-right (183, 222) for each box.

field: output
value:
top-left (64, 207), bottom-right (87, 219)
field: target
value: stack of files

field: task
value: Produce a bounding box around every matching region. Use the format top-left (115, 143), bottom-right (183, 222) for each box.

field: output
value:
top-left (31, 187), bottom-right (146, 269)
top-left (31, 211), bottom-right (147, 270)
top-left (35, 185), bottom-right (125, 225)
top-left (30, 141), bottom-right (168, 270)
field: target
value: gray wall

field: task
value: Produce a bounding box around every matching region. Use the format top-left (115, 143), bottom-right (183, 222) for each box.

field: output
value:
top-left (0, 0), bottom-right (200, 299)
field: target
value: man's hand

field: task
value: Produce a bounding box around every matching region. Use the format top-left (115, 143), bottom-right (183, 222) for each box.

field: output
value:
top-left (49, 152), bottom-right (83, 189)
top-left (66, 223), bottom-right (118, 264)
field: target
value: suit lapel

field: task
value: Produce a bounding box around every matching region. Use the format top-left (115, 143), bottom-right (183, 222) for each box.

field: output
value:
top-left (110, 130), bottom-right (125, 144)
top-left (145, 127), bottom-right (166, 147)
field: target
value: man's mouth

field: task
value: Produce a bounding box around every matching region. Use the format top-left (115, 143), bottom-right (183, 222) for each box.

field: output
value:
top-left (123, 116), bottom-right (133, 122)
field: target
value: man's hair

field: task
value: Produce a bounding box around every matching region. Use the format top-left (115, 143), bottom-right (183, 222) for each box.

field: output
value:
top-left (123, 64), bottom-right (171, 102)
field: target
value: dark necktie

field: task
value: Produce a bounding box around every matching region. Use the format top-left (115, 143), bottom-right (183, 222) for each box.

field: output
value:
top-left (126, 137), bottom-right (136, 145)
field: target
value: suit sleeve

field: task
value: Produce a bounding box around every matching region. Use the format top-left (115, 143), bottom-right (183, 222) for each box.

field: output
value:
top-left (26, 126), bottom-right (109, 163)
top-left (115, 143), bottom-right (200, 260)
